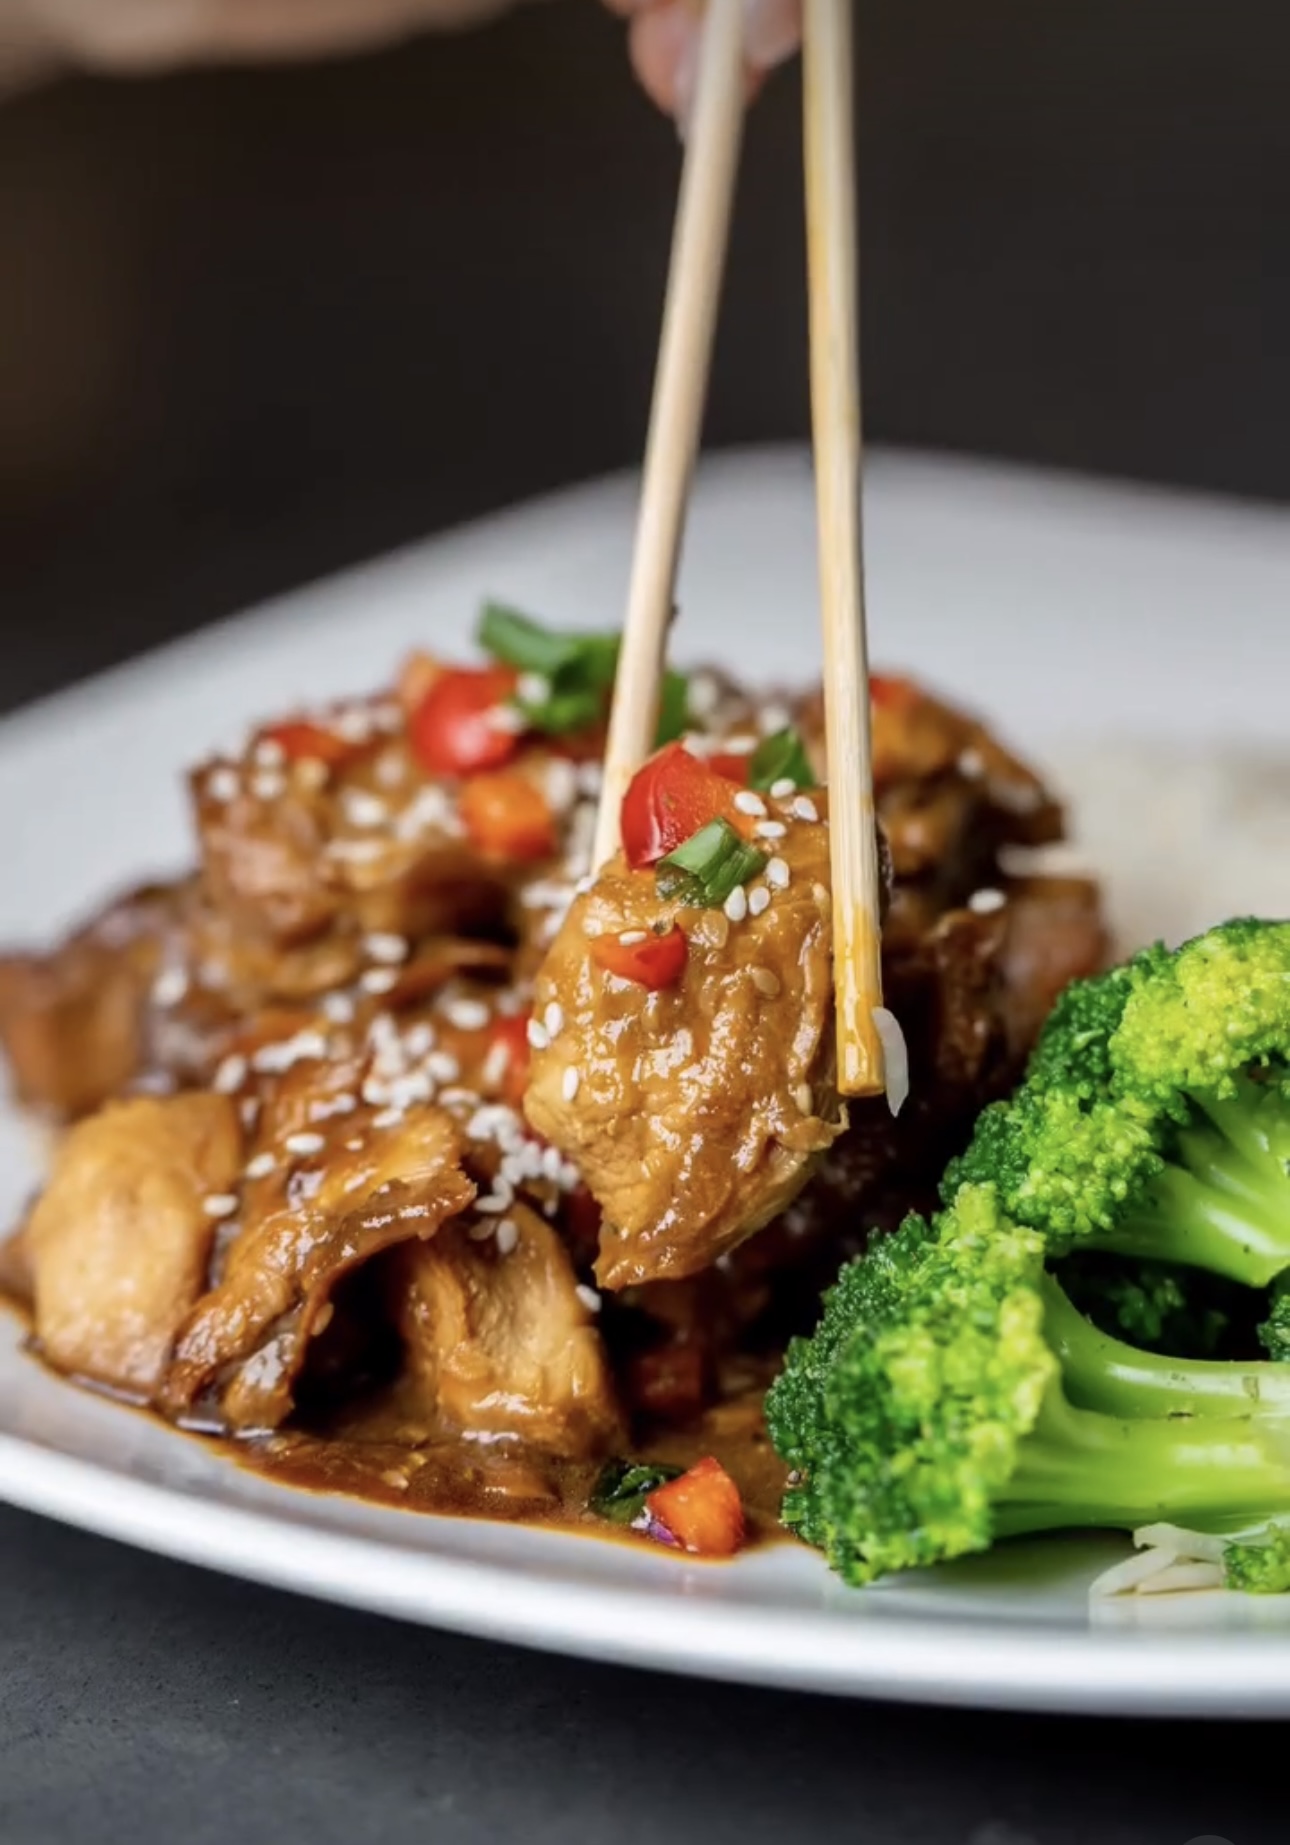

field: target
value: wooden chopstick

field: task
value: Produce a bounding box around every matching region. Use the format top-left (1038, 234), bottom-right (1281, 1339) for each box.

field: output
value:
top-left (591, 0), bottom-right (748, 872)
top-left (803, 0), bottom-right (886, 1097)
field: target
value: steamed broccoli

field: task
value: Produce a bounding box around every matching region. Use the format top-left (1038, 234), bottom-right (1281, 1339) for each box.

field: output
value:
top-left (766, 1184), bottom-right (1290, 1587)
top-left (946, 920), bottom-right (1290, 1295)
top-left (1060, 1253), bottom-right (1239, 1357)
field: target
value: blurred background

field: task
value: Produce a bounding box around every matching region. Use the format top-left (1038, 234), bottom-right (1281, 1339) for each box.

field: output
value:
top-left (1, 0), bottom-right (1286, 707)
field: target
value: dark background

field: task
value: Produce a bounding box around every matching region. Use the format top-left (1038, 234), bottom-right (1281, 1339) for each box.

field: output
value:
top-left (0, 3), bottom-right (1285, 1838)
top-left (4, 0), bottom-right (1290, 704)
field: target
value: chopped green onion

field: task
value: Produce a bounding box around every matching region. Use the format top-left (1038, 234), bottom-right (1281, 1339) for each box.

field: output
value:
top-left (656, 818), bottom-right (768, 909)
top-left (748, 727), bottom-right (818, 794)
top-left (655, 670), bottom-right (691, 747)
top-left (478, 602), bottom-right (690, 745)
top-left (589, 1458), bottom-right (684, 1526)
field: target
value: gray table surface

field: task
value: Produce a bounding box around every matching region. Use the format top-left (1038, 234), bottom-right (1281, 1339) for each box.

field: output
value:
top-left (0, 1502), bottom-right (1280, 1845)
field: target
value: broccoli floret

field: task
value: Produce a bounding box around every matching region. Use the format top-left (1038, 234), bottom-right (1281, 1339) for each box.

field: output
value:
top-left (1223, 1522), bottom-right (1290, 1593)
top-left (1060, 1253), bottom-right (1237, 1357)
top-left (1260, 1274), bottom-right (1290, 1362)
top-left (946, 920), bottom-right (1290, 1289)
top-left (766, 1184), bottom-right (1290, 1586)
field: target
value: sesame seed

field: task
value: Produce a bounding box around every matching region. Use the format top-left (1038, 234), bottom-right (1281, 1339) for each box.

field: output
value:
top-left (770, 777), bottom-right (797, 800)
top-left (404, 1022), bottom-right (436, 1059)
top-left (617, 930), bottom-right (648, 947)
top-left (487, 704), bottom-right (527, 736)
top-left (723, 886), bottom-right (749, 923)
top-left (375, 752), bottom-right (405, 790)
top-left (969, 888), bottom-right (1006, 915)
top-left (322, 992), bottom-right (356, 1025)
top-left (765, 856), bottom-right (790, 890)
top-left (750, 966), bottom-right (781, 998)
top-left (343, 789), bottom-right (389, 830)
top-left (240, 1099), bottom-right (260, 1132)
top-left (958, 747), bottom-right (985, 779)
top-left (477, 1186), bottom-right (514, 1215)
top-left (541, 1144), bottom-right (565, 1184)
top-left (687, 671), bottom-right (721, 718)
top-left (328, 838), bottom-right (387, 865)
top-left (310, 1093), bottom-right (357, 1122)
top-left (562, 1065), bottom-right (581, 1102)
top-left (576, 1285), bottom-right (602, 1314)
top-left (335, 708), bottom-right (375, 744)
top-left (152, 966), bottom-right (190, 1010)
top-left (213, 1054), bottom-right (248, 1095)
top-left (364, 932), bottom-right (408, 965)
top-left (438, 1086), bottom-right (479, 1108)
top-left (285, 1132), bottom-right (326, 1158)
top-left (296, 758), bottom-right (329, 793)
top-left (443, 997), bottom-right (491, 1032)
top-left (372, 1107), bottom-right (405, 1130)
top-left (203, 1193), bottom-right (239, 1219)
top-left (426, 1051), bottom-right (461, 1085)
top-left (759, 703), bottom-right (791, 735)
top-left (514, 671), bottom-right (549, 707)
top-left (480, 1042), bottom-right (509, 1090)
top-left (468, 1221), bottom-right (496, 1243)
top-left (748, 886), bottom-right (771, 918)
top-left (361, 968), bottom-right (400, 996)
top-left (721, 735), bottom-right (758, 756)
top-left (527, 1018), bottom-right (550, 1051)
top-left (345, 1136), bottom-right (365, 1153)
top-left (395, 784), bottom-right (453, 840)
top-left (755, 820), bottom-right (787, 840)
top-left (252, 771), bottom-right (286, 803)
top-left (794, 1084), bottom-right (814, 1116)
top-left (252, 1030), bottom-right (328, 1075)
top-left (495, 1219), bottom-right (520, 1256)
top-left (792, 796), bottom-right (820, 823)
top-left (373, 701), bottom-right (403, 735)
top-left (254, 738), bottom-right (286, 769)
top-left (734, 790), bottom-right (768, 817)
top-left (543, 758), bottom-right (579, 815)
top-left (244, 1153), bottom-right (277, 1181)
top-left (205, 767), bottom-right (241, 803)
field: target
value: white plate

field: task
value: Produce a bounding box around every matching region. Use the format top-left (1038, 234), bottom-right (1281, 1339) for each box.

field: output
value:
top-left (6, 447), bottom-right (1290, 1718)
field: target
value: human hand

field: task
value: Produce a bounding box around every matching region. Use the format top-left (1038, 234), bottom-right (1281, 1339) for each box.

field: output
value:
top-left (603, 1), bottom-right (802, 119)
top-left (0, 0), bottom-right (802, 111)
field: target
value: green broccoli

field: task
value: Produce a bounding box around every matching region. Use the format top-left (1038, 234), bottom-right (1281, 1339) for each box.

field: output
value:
top-left (1060, 1253), bottom-right (1239, 1357)
top-left (766, 1184), bottom-right (1290, 1587)
top-left (946, 920), bottom-right (1290, 1294)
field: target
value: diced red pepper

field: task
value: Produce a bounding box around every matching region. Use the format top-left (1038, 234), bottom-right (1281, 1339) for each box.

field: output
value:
top-left (458, 770), bottom-right (556, 862)
top-left (644, 1456), bottom-right (745, 1558)
top-left (410, 666), bottom-right (522, 777)
top-left (589, 925), bottom-right (688, 991)
top-left (487, 1013), bottom-right (532, 1107)
top-left (262, 720), bottom-right (365, 769)
top-left (619, 743), bottom-right (743, 871)
top-left (870, 673), bottom-right (919, 711)
top-left (706, 751), bottom-right (752, 785)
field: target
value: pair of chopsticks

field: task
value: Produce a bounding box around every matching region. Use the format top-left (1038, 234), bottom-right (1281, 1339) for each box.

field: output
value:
top-left (592, 0), bottom-right (885, 1099)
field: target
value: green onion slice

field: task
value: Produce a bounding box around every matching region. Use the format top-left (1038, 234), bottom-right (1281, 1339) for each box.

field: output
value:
top-left (478, 602), bottom-right (690, 745)
top-left (747, 727), bottom-right (818, 794)
top-left (589, 1459), bottom-right (684, 1526)
top-left (656, 818), bottom-right (768, 908)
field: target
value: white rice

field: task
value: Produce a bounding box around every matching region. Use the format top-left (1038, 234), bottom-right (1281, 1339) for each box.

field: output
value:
top-left (1026, 739), bottom-right (1290, 953)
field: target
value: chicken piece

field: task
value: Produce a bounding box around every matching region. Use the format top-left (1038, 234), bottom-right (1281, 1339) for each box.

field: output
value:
top-left (22, 1094), bottom-right (243, 1395)
top-left (392, 1201), bottom-right (621, 1456)
top-left (163, 1088), bottom-right (475, 1431)
top-left (0, 883), bottom-right (186, 1120)
top-left (796, 677), bottom-right (1064, 893)
top-left (525, 789), bottom-right (844, 1290)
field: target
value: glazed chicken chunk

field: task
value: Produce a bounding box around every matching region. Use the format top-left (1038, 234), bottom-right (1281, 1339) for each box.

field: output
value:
top-left (525, 752), bottom-right (846, 1289)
